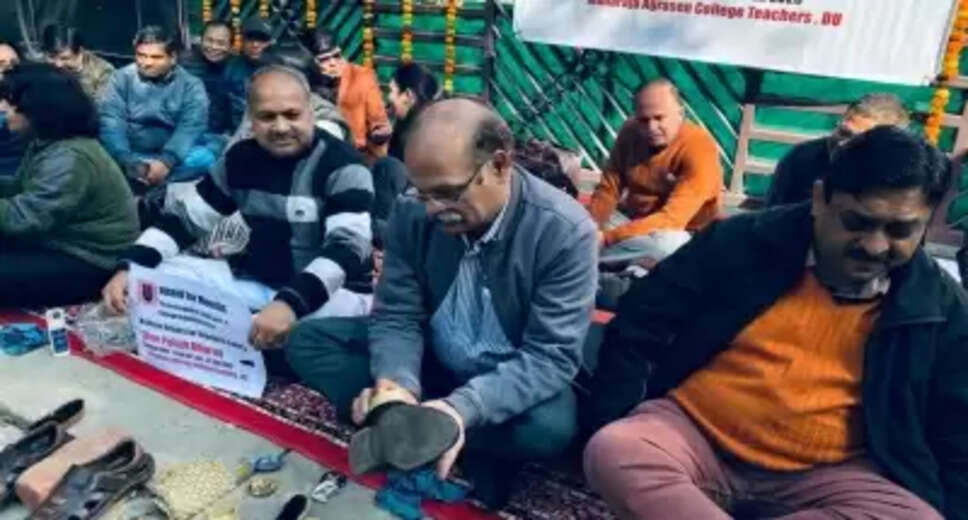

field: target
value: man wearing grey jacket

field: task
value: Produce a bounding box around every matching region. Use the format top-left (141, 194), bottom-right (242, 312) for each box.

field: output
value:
top-left (287, 98), bottom-right (598, 508)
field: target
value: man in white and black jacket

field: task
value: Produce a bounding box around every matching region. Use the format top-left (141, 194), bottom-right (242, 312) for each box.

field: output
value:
top-left (102, 65), bottom-right (374, 350)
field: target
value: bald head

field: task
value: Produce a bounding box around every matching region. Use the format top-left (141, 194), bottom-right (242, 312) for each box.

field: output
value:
top-left (248, 65), bottom-right (311, 107)
top-left (407, 97), bottom-right (513, 171)
top-left (247, 66), bottom-right (315, 157)
top-left (405, 98), bottom-right (515, 236)
top-left (634, 78), bottom-right (685, 147)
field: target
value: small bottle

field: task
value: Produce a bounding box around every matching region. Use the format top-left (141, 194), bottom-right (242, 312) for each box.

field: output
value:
top-left (45, 307), bottom-right (70, 357)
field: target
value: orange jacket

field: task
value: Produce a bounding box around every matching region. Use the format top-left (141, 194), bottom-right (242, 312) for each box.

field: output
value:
top-left (337, 63), bottom-right (390, 149)
top-left (587, 120), bottom-right (723, 246)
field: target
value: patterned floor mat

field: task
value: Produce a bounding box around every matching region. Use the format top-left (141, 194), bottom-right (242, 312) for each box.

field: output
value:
top-left (217, 379), bottom-right (615, 520)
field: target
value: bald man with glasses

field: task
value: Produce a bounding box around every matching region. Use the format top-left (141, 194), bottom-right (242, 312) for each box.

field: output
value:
top-left (287, 98), bottom-right (598, 509)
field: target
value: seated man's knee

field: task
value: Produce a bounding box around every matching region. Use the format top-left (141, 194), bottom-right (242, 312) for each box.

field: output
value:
top-left (285, 318), bottom-right (351, 375)
top-left (583, 422), bottom-right (633, 487)
top-left (511, 391), bottom-right (578, 458)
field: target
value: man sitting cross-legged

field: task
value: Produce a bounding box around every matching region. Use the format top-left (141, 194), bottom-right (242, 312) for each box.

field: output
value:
top-left (286, 98), bottom-right (598, 509)
top-left (100, 25), bottom-right (214, 191)
top-left (584, 126), bottom-right (966, 519)
top-left (101, 65), bottom-right (374, 354)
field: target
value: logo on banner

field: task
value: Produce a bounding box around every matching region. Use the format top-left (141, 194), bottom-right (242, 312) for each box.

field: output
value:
top-left (138, 281), bottom-right (158, 305)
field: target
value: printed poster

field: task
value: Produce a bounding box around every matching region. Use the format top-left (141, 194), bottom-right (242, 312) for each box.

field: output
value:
top-left (514, 0), bottom-right (957, 85)
top-left (128, 264), bottom-right (267, 398)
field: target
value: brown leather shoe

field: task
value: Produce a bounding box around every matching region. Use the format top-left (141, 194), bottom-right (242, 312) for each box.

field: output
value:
top-left (0, 422), bottom-right (69, 504)
top-left (30, 440), bottom-right (154, 520)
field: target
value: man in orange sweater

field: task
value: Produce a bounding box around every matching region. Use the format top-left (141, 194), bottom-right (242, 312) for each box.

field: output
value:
top-left (307, 29), bottom-right (390, 155)
top-left (583, 127), bottom-right (963, 519)
top-left (588, 79), bottom-right (722, 267)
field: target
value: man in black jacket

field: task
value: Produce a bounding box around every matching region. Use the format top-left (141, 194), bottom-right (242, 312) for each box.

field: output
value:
top-left (765, 93), bottom-right (909, 207)
top-left (584, 126), bottom-right (966, 519)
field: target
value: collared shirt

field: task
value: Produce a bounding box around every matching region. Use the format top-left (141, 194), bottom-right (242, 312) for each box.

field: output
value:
top-left (430, 204), bottom-right (514, 380)
top-left (807, 248), bottom-right (890, 301)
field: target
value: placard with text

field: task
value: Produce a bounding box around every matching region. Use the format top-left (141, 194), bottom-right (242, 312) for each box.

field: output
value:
top-left (514, 0), bottom-right (956, 85)
top-left (128, 264), bottom-right (267, 398)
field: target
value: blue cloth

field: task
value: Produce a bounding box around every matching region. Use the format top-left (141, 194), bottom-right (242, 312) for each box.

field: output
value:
top-left (99, 64), bottom-right (210, 172)
top-left (0, 323), bottom-right (48, 356)
top-left (375, 468), bottom-right (467, 520)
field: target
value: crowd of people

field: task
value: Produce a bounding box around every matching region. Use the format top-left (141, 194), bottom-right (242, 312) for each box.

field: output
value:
top-left (0, 18), bottom-right (965, 519)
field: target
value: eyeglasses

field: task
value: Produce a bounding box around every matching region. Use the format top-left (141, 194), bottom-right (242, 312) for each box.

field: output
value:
top-left (405, 164), bottom-right (485, 204)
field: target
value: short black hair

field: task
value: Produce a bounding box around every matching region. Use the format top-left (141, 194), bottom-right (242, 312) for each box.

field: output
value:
top-left (202, 20), bottom-right (232, 39)
top-left (41, 25), bottom-right (84, 54)
top-left (0, 62), bottom-right (98, 140)
top-left (303, 28), bottom-right (338, 55)
top-left (133, 25), bottom-right (179, 55)
top-left (392, 63), bottom-right (439, 107)
top-left (823, 126), bottom-right (951, 206)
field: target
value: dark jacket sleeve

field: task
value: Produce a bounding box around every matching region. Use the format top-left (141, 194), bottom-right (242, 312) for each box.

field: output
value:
top-left (586, 219), bottom-right (720, 429)
top-left (0, 147), bottom-right (88, 236)
top-left (932, 298), bottom-right (968, 519)
top-left (122, 158), bottom-right (237, 268)
top-left (765, 148), bottom-right (801, 207)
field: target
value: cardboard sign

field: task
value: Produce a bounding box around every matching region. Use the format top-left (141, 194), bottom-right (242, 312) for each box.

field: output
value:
top-left (128, 264), bottom-right (267, 398)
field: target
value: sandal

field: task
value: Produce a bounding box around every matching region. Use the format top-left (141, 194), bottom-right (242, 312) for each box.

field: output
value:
top-left (0, 422), bottom-right (69, 504)
top-left (349, 403), bottom-right (459, 475)
top-left (29, 440), bottom-right (155, 520)
top-left (25, 400), bottom-right (84, 433)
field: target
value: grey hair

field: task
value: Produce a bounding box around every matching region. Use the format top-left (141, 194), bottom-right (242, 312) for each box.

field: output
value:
top-left (246, 64), bottom-right (312, 107)
top-left (635, 78), bottom-right (683, 107)
top-left (846, 93), bottom-right (910, 128)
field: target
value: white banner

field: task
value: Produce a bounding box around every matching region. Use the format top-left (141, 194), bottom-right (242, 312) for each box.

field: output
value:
top-left (514, 0), bottom-right (956, 86)
top-left (128, 264), bottom-right (267, 398)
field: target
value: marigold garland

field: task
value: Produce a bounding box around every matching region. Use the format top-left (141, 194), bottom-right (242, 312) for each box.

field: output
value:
top-left (306, 0), bottom-right (318, 29)
top-left (259, 0), bottom-right (270, 19)
top-left (401, 0), bottom-right (414, 63)
top-left (443, 0), bottom-right (458, 93)
top-left (362, 0), bottom-right (375, 68)
top-left (202, 0), bottom-right (213, 23)
top-left (231, 0), bottom-right (242, 51)
top-left (927, 0), bottom-right (968, 144)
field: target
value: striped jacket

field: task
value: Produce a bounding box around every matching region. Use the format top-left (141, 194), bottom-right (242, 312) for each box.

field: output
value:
top-left (124, 130), bottom-right (374, 317)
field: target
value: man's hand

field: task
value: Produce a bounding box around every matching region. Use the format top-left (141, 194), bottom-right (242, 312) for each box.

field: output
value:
top-left (597, 231), bottom-right (606, 248)
top-left (102, 270), bottom-right (130, 315)
top-left (144, 159), bottom-right (171, 186)
top-left (367, 123), bottom-right (392, 145)
top-left (249, 301), bottom-right (297, 350)
top-left (422, 400), bottom-right (465, 479)
top-left (351, 378), bottom-right (417, 426)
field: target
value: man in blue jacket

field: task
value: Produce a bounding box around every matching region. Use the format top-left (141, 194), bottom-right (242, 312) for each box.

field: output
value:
top-left (100, 26), bottom-right (213, 189)
top-left (287, 98), bottom-right (599, 509)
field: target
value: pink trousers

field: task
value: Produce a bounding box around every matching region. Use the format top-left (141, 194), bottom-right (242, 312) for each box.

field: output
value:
top-left (583, 398), bottom-right (942, 520)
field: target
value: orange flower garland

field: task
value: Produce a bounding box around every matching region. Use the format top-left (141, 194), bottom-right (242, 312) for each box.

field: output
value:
top-left (927, 0), bottom-right (968, 144)
top-left (231, 0), bottom-right (242, 51)
top-left (259, 0), bottom-right (270, 19)
top-left (202, 0), bottom-right (213, 23)
top-left (443, 0), bottom-right (458, 93)
top-left (401, 0), bottom-right (414, 63)
top-left (306, 0), bottom-right (318, 29)
top-left (362, 0), bottom-right (375, 68)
